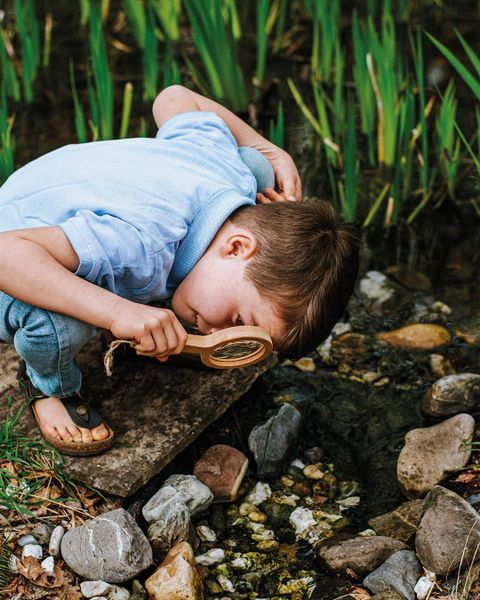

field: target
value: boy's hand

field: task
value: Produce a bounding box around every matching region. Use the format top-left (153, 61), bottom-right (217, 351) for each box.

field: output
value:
top-left (108, 301), bottom-right (188, 363)
top-left (256, 148), bottom-right (302, 204)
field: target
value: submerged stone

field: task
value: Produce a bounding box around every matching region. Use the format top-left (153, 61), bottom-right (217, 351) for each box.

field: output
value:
top-left (423, 373), bottom-right (480, 417)
top-left (376, 324), bottom-right (451, 350)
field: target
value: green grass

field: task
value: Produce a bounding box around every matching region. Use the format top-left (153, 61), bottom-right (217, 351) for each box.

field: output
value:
top-left (13, 0), bottom-right (40, 104)
top-left (0, 84), bottom-right (15, 184)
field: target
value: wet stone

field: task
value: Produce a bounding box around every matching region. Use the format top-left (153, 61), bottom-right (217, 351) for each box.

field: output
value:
top-left (162, 474), bottom-right (214, 517)
top-left (146, 501), bottom-right (191, 560)
top-left (368, 499), bottom-right (424, 542)
top-left (193, 444), bottom-right (248, 503)
top-left (397, 414), bottom-right (474, 498)
top-left (60, 508), bottom-right (152, 583)
top-left (377, 323), bottom-right (451, 350)
top-left (386, 265), bottom-right (432, 292)
top-left (363, 550), bottom-right (422, 600)
top-left (316, 536), bottom-right (408, 579)
top-left (248, 403), bottom-right (302, 479)
top-left (415, 486), bottom-right (480, 576)
top-left (358, 271), bottom-right (411, 318)
top-left (422, 373), bottom-right (480, 418)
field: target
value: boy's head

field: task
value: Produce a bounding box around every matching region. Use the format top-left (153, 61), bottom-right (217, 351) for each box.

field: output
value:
top-left (171, 199), bottom-right (361, 358)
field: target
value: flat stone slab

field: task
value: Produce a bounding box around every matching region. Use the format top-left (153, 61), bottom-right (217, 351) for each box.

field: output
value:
top-left (0, 334), bottom-right (276, 497)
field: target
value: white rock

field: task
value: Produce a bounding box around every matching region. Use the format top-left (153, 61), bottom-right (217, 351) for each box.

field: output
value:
top-left (414, 575), bottom-right (435, 599)
top-left (289, 507), bottom-right (316, 535)
top-left (108, 585), bottom-right (131, 600)
top-left (22, 544), bottom-right (42, 560)
top-left (48, 525), bottom-right (65, 557)
top-left (336, 496), bottom-right (361, 509)
top-left (231, 557), bottom-right (248, 569)
top-left (196, 525), bottom-right (216, 542)
top-left (432, 301), bottom-right (451, 315)
top-left (218, 574), bottom-right (235, 592)
top-left (277, 494), bottom-right (299, 506)
top-left (18, 534), bottom-right (37, 547)
top-left (40, 556), bottom-right (55, 577)
top-left (80, 581), bottom-right (113, 598)
top-left (251, 528), bottom-right (275, 542)
top-left (195, 547), bottom-right (225, 566)
top-left (290, 458), bottom-right (305, 469)
top-left (358, 528), bottom-right (377, 537)
top-left (90, 597), bottom-right (109, 600)
top-left (9, 554), bottom-right (19, 573)
top-left (245, 482), bottom-right (271, 505)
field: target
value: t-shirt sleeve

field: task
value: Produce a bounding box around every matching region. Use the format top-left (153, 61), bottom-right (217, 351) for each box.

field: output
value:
top-left (155, 111), bottom-right (239, 156)
top-left (58, 210), bottom-right (161, 298)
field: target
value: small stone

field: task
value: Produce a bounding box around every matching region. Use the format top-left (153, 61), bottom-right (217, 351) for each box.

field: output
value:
top-left (239, 502), bottom-right (257, 516)
top-left (32, 523), bottom-right (53, 545)
top-left (196, 525), bottom-right (216, 542)
top-left (193, 444), bottom-right (248, 503)
top-left (293, 482), bottom-right (310, 497)
top-left (414, 575), bottom-right (435, 600)
top-left (17, 534), bottom-right (37, 547)
top-left (130, 579), bottom-right (147, 600)
top-left (217, 574), bottom-right (234, 592)
top-left (290, 507), bottom-right (316, 536)
top-left (48, 525), bottom-right (65, 557)
top-left (40, 556), bottom-right (55, 577)
top-left (248, 404), bottom-right (302, 478)
top-left (60, 508), bottom-right (152, 583)
top-left (359, 271), bottom-right (410, 318)
top-left (368, 500), bottom-right (424, 542)
top-left (147, 501), bottom-right (191, 560)
top-left (145, 542), bottom-right (203, 600)
top-left (22, 544), bottom-right (42, 560)
top-left (294, 357), bottom-right (316, 372)
top-left (195, 548), bottom-right (225, 566)
top-left (256, 539), bottom-right (279, 551)
top-left (290, 458), bottom-right (306, 469)
top-left (428, 354), bottom-right (455, 378)
top-left (245, 482), bottom-right (272, 506)
top-left (415, 486), bottom-right (480, 575)
top-left (108, 586), bottom-right (131, 600)
top-left (281, 476), bottom-right (295, 487)
top-left (397, 414), bottom-right (474, 498)
top-left (248, 511), bottom-right (267, 523)
top-left (80, 581), bottom-right (113, 598)
top-left (386, 265), bottom-right (431, 292)
top-left (303, 465), bottom-right (324, 480)
top-left (363, 550), bottom-right (422, 600)
top-left (376, 324), bottom-right (451, 350)
top-left (423, 373), bottom-right (480, 418)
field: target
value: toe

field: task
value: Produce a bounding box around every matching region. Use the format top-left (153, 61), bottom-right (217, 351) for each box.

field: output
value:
top-left (67, 425), bottom-right (83, 442)
top-left (92, 423), bottom-right (110, 441)
top-left (56, 426), bottom-right (73, 441)
top-left (80, 427), bottom-right (93, 443)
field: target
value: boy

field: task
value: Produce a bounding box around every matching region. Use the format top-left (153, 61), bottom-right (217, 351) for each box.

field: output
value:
top-left (0, 85), bottom-right (360, 456)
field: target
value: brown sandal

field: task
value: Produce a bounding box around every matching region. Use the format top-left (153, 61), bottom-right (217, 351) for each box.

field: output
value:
top-left (16, 360), bottom-right (115, 457)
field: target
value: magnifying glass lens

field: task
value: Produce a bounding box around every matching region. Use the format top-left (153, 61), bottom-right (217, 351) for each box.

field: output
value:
top-left (211, 340), bottom-right (264, 361)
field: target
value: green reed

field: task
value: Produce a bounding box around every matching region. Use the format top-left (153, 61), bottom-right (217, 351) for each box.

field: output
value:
top-left (183, 0), bottom-right (247, 113)
top-left (69, 60), bottom-right (87, 143)
top-left (269, 100), bottom-right (284, 148)
top-left (436, 81), bottom-right (460, 198)
top-left (0, 27), bottom-right (20, 102)
top-left (304, 0), bottom-right (339, 84)
top-left (13, 0), bottom-right (40, 104)
top-left (0, 85), bottom-right (15, 184)
top-left (149, 0), bottom-right (181, 42)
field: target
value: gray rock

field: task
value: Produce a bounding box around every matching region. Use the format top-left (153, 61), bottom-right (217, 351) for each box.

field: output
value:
top-left (31, 523), bottom-right (53, 545)
top-left (48, 525), bottom-right (65, 557)
top-left (130, 579), bottom-right (147, 600)
top-left (80, 581), bottom-right (113, 598)
top-left (60, 508), bottom-right (152, 583)
top-left (415, 486), bottom-right (480, 575)
top-left (142, 484), bottom-right (189, 524)
top-left (423, 373), bottom-right (480, 418)
top-left (163, 474), bottom-right (214, 517)
top-left (397, 414), bottom-right (474, 498)
top-left (147, 501), bottom-right (191, 559)
top-left (316, 536), bottom-right (408, 579)
top-left (248, 403), bottom-right (302, 478)
top-left (368, 500), bottom-right (424, 542)
top-left (363, 550), bottom-right (422, 600)
top-left (358, 271), bottom-right (410, 318)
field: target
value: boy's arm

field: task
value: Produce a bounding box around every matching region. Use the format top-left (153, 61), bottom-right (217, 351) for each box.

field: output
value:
top-left (0, 227), bottom-right (187, 358)
top-left (152, 85), bottom-right (302, 202)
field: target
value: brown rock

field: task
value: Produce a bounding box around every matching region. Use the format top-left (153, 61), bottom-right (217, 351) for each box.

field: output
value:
top-left (386, 265), bottom-right (432, 292)
top-left (397, 414), bottom-right (474, 498)
top-left (423, 373), bottom-right (480, 418)
top-left (193, 444), bottom-right (248, 502)
top-left (145, 541), bottom-right (203, 600)
top-left (316, 536), bottom-right (408, 579)
top-left (376, 324), bottom-right (451, 350)
top-left (368, 500), bottom-right (424, 542)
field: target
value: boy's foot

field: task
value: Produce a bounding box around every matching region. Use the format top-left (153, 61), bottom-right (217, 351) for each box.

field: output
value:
top-left (32, 396), bottom-right (110, 443)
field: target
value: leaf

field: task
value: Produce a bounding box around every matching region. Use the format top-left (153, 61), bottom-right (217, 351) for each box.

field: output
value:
top-left (348, 586), bottom-right (372, 599)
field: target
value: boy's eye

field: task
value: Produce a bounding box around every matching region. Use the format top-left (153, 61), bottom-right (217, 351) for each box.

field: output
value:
top-left (236, 316), bottom-right (244, 326)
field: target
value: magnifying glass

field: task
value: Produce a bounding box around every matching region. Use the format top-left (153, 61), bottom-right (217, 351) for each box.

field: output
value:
top-left (181, 325), bottom-right (273, 369)
top-left (103, 325), bottom-right (273, 374)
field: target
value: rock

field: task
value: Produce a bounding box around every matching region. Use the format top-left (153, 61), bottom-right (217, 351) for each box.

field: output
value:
top-left (359, 271), bottom-right (410, 317)
top-left (31, 523), bottom-right (53, 545)
top-left (145, 541), bottom-right (203, 600)
top-left (316, 536), bottom-right (408, 579)
top-left (414, 574), bottom-right (435, 600)
top-left (368, 500), bottom-right (424, 542)
top-left (397, 414), bottom-right (474, 498)
top-left (17, 534), bottom-right (37, 547)
top-left (48, 525), bottom-right (65, 557)
top-left (142, 484), bottom-right (189, 524)
top-left (244, 482), bottom-right (272, 505)
top-left (40, 556), bottom-right (55, 577)
top-left (294, 357), bottom-right (316, 372)
top-left (107, 586), bottom-right (130, 600)
top-left (55, 335), bottom-right (277, 497)
top-left (195, 548), bottom-right (225, 566)
top-left (386, 266), bottom-right (432, 292)
top-left (193, 444), bottom-right (249, 502)
top-left (363, 550), bottom-right (422, 600)
top-left (195, 525), bottom-right (216, 542)
top-left (377, 324), bottom-right (451, 350)
top-left (248, 404), bottom-right (302, 478)
top-left (60, 508), bottom-right (152, 583)
top-left (415, 486), bottom-right (480, 575)
top-left (290, 507), bottom-right (317, 537)
top-left (130, 579), bottom-right (147, 600)
top-left (22, 544), bottom-right (42, 560)
top-left (80, 581), bottom-right (113, 598)
top-left (370, 590), bottom-right (405, 600)
top-left (428, 354), bottom-right (455, 379)
top-left (423, 373), bottom-right (480, 418)
top-left (147, 502), bottom-right (191, 559)
top-left (166, 475), bottom-right (213, 517)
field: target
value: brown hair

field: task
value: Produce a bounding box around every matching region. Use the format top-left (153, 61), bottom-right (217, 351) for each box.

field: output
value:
top-left (229, 198), bottom-right (361, 358)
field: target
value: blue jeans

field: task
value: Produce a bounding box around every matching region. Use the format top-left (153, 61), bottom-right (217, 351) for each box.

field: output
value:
top-left (0, 148), bottom-right (275, 396)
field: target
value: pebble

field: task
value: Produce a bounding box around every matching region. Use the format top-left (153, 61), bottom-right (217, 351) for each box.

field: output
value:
top-left (251, 528), bottom-right (275, 542)
top-left (414, 574), bottom-right (435, 600)
top-left (108, 586), bottom-right (131, 600)
top-left (146, 500), bottom-right (191, 560)
top-left (256, 539), bottom-right (279, 551)
top-left (290, 458), bottom-right (306, 469)
top-left (195, 548), bottom-right (225, 566)
top-left (423, 373), bottom-right (480, 418)
top-left (17, 534), bottom-right (37, 547)
top-left (217, 574), bottom-right (235, 593)
top-left (48, 525), bottom-right (65, 557)
top-left (428, 353), bottom-right (455, 378)
top-left (376, 324), bottom-right (451, 350)
top-left (40, 556), bottom-right (55, 577)
top-left (193, 444), bottom-right (249, 503)
top-left (303, 465), bottom-right (324, 480)
top-left (80, 581), bottom-right (113, 598)
top-left (196, 525), bottom-right (216, 542)
top-left (32, 523), bottom-right (52, 545)
top-left (22, 544), bottom-right (42, 560)
top-left (359, 271), bottom-right (410, 317)
top-left (289, 507), bottom-right (316, 536)
top-left (294, 357), bottom-right (316, 372)
top-left (239, 502), bottom-right (257, 516)
top-left (248, 510), bottom-right (267, 523)
top-left (245, 482), bottom-right (272, 506)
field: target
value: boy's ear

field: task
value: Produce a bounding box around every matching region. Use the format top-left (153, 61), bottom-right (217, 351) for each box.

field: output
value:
top-left (222, 230), bottom-right (257, 259)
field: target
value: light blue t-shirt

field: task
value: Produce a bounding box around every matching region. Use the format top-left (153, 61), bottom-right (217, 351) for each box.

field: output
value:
top-left (0, 111), bottom-right (258, 302)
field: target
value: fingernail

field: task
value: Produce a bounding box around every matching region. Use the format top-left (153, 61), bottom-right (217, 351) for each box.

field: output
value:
top-left (288, 196), bottom-right (296, 201)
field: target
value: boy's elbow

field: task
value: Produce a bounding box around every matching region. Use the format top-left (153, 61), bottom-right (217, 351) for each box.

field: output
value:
top-left (152, 85), bottom-right (199, 127)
